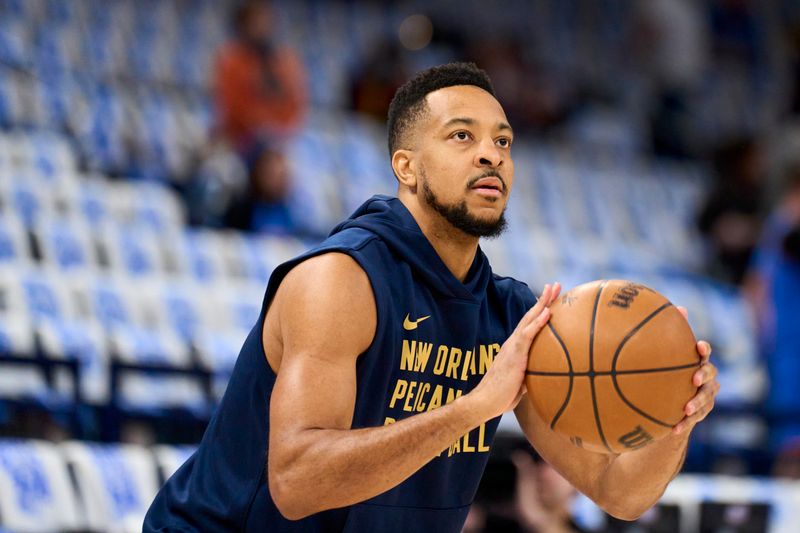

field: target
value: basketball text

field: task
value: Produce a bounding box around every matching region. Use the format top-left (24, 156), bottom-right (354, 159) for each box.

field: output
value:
top-left (608, 283), bottom-right (650, 309)
top-left (618, 425), bottom-right (654, 450)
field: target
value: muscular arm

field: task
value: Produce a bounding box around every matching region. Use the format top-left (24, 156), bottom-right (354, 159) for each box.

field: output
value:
top-left (515, 342), bottom-right (717, 520)
top-left (514, 400), bottom-right (687, 520)
top-left (267, 255), bottom-right (556, 519)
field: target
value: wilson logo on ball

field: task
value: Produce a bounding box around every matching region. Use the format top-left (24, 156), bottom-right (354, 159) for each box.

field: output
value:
top-left (618, 425), bottom-right (654, 450)
top-left (607, 282), bottom-right (650, 310)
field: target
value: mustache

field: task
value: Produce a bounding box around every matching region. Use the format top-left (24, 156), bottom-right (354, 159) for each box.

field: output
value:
top-left (467, 170), bottom-right (506, 192)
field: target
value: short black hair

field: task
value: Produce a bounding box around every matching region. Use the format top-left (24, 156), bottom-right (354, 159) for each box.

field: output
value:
top-left (386, 62), bottom-right (495, 157)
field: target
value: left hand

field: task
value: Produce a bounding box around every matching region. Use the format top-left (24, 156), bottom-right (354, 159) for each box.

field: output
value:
top-left (673, 307), bottom-right (719, 435)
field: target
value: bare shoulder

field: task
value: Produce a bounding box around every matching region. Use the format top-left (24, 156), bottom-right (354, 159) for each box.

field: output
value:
top-left (267, 253), bottom-right (377, 369)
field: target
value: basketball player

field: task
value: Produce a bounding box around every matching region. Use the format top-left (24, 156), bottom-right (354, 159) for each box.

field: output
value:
top-left (144, 63), bottom-right (718, 532)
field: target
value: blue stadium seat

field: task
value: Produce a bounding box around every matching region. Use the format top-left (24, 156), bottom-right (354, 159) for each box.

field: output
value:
top-left (37, 317), bottom-right (109, 405)
top-left (0, 314), bottom-right (46, 401)
top-left (0, 18), bottom-right (28, 68)
top-left (177, 229), bottom-right (226, 282)
top-left (62, 441), bottom-right (160, 533)
top-left (6, 180), bottom-right (49, 228)
top-left (27, 130), bottom-right (78, 177)
top-left (0, 216), bottom-right (28, 266)
top-left (0, 69), bottom-right (22, 127)
top-left (99, 223), bottom-right (166, 279)
top-left (20, 270), bottom-right (71, 323)
top-left (126, 181), bottom-right (185, 232)
top-left (110, 322), bottom-right (184, 367)
top-left (74, 177), bottom-right (111, 227)
top-left (0, 440), bottom-right (83, 532)
top-left (34, 217), bottom-right (95, 272)
top-left (158, 282), bottom-right (205, 343)
top-left (225, 291), bottom-right (263, 334)
top-left (42, 0), bottom-right (80, 28)
top-left (84, 276), bottom-right (136, 331)
top-left (0, 313), bottom-right (34, 356)
top-left (152, 444), bottom-right (196, 484)
top-left (195, 330), bottom-right (243, 398)
top-left (74, 82), bottom-right (128, 173)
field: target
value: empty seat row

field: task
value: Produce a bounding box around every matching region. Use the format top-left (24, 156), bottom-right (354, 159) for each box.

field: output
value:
top-left (0, 438), bottom-right (195, 533)
top-left (0, 214), bottom-right (305, 283)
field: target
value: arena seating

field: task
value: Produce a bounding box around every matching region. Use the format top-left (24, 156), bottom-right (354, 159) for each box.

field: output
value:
top-left (0, 438), bottom-right (195, 532)
top-left (0, 123), bottom-right (768, 478)
top-left (2, 436), bottom-right (799, 532)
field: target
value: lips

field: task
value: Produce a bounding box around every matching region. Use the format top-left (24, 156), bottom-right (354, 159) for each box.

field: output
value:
top-left (470, 176), bottom-right (504, 193)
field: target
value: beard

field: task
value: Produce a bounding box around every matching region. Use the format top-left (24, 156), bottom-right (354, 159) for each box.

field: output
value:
top-left (420, 175), bottom-right (508, 239)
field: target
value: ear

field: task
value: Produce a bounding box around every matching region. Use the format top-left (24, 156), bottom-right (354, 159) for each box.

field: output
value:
top-left (391, 149), bottom-right (417, 191)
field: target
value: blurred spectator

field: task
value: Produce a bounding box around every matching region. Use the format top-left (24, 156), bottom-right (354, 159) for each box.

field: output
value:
top-left (710, 0), bottom-right (762, 70)
top-left (464, 438), bottom-right (585, 533)
top-left (466, 38), bottom-right (574, 135)
top-left (223, 140), bottom-right (296, 236)
top-left (782, 2), bottom-right (800, 115)
top-left (744, 164), bottom-right (800, 450)
top-left (214, 1), bottom-right (307, 153)
top-left (632, 0), bottom-right (708, 158)
top-left (511, 450), bottom-right (583, 533)
top-left (350, 42), bottom-right (410, 122)
top-left (184, 143), bottom-right (249, 227)
top-left (772, 437), bottom-right (800, 478)
top-left (698, 138), bottom-right (766, 284)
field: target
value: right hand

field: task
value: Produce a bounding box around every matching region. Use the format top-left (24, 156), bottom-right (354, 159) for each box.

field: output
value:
top-left (471, 282), bottom-right (561, 420)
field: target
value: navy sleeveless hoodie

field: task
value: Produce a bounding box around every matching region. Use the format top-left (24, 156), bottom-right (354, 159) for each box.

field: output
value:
top-left (144, 195), bottom-right (535, 532)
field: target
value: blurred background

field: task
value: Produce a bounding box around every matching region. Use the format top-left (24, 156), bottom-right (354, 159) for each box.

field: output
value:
top-left (0, 0), bottom-right (798, 531)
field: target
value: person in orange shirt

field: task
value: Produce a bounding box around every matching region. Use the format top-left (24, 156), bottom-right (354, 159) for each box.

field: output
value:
top-left (215, 1), bottom-right (307, 152)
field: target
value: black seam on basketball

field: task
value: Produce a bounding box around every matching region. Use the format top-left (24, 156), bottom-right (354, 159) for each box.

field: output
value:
top-left (590, 281), bottom-right (612, 452)
top-left (545, 323), bottom-right (573, 431)
top-left (589, 281), bottom-right (607, 374)
top-left (526, 362), bottom-right (701, 377)
top-left (610, 302), bottom-right (676, 427)
top-left (590, 376), bottom-right (612, 452)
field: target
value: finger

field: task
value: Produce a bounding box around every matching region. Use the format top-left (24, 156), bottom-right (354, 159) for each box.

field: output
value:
top-left (676, 306), bottom-right (688, 321)
top-left (696, 341), bottom-right (712, 362)
top-left (547, 282), bottom-right (561, 306)
top-left (674, 396), bottom-right (716, 434)
top-left (675, 383), bottom-right (718, 434)
top-left (684, 380), bottom-right (720, 416)
top-left (520, 307), bottom-right (551, 343)
top-left (693, 361), bottom-right (717, 387)
top-left (515, 285), bottom-right (550, 334)
top-left (518, 282), bottom-right (557, 331)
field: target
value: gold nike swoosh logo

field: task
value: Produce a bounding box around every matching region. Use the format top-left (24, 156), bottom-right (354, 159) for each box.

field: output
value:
top-left (403, 314), bottom-right (430, 331)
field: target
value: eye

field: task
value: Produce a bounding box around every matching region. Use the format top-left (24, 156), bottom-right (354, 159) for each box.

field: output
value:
top-left (451, 131), bottom-right (471, 141)
top-left (496, 137), bottom-right (512, 148)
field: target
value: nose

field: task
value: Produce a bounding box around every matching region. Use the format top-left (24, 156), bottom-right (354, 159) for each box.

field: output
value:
top-left (474, 138), bottom-right (503, 168)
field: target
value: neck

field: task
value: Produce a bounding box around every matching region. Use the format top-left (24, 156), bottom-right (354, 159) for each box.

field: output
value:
top-left (398, 190), bottom-right (479, 282)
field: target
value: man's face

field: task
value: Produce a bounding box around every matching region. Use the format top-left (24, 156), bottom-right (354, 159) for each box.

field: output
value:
top-left (414, 85), bottom-right (514, 238)
top-left (243, 5), bottom-right (274, 44)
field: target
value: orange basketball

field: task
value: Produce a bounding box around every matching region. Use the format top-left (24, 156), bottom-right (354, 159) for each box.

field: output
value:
top-left (526, 280), bottom-right (699, 454)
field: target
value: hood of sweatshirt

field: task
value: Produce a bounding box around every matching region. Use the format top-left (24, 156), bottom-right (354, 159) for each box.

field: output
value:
top-left (330, 195), bottom-right (492, 302)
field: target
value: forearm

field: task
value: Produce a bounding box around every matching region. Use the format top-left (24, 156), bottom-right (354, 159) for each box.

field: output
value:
top-left (595, 430), bottom-right (690, 519)
top-left (269, 392), bottom-right (488, 519)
